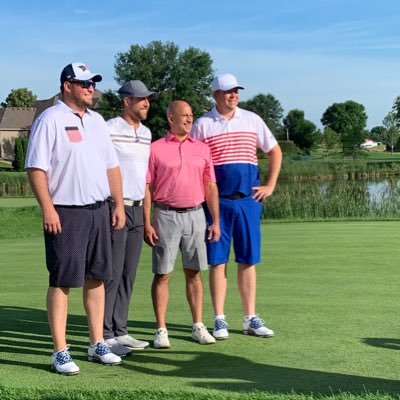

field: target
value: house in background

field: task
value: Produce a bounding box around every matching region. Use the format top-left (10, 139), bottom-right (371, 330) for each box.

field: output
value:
top-left (360, 138), bottom-right (381, 149)
top-left (0, 90), bottom-right (102, 161)
top-left (0, 107), bottom-right (36, 160)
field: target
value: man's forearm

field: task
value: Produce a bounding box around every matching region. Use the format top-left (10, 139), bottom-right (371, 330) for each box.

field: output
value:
top-left (26, 168), bottom-right (54, 212)
top-left (265, 144), bottom-right (282, 190)
top-left (204, 181), bottom-right (220, 225)
top-left (107, 166), bottom-right (124, 205)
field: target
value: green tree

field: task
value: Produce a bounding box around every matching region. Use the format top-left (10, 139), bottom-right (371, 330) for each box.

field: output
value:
top-left (282, 109), bottom-right (320, 154)
top-left (101, 41), bottom-right (214, 139)
top-left (12, 136), bottom-right (28, 172)
top-left (369, 126), bottom-right (385, 143)
top-left (95, 90), bottom-right (122, 121)
top-left (382, 111), bottom-right (400, 154)
top-left (2, 88), bottom-right (37, 108)
top-left (321, 100), bottom-right (367, 155)
top-left (239, 93), bottom-right (284, 138)
top-left (392, 96), bottom-right (400, 126)
top-left (321, 127), bottom-right (340, 161)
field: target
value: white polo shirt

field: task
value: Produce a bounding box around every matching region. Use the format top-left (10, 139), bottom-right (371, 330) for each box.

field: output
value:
top-left (25, 100), bottom-right (119, 205)
top-left (107, 116), bottom-right (151, 201)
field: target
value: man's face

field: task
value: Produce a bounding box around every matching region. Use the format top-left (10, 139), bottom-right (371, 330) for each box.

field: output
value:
top-left (65, 80), bottom-right (95, 109)
top-left (213, 88), bottom-right (240, 112)
top-left (169, 103), bottom-right (193, 136)
top-left (124, 97), bottom-right (150, 121)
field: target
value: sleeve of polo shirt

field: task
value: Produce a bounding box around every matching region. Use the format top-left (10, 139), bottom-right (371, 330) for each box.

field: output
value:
top-left (190, 121), bottom-right (204, 141)
top-left (146, 145), bottom-right (155, 184)
top-left (202, 145), bottom-right (216, 182)
top-left (255, 114), bottom-right (278, 153)
top-left (103, 125), bottom-right (120, 170)
top-left (25, 116), bottom-right (55, 171)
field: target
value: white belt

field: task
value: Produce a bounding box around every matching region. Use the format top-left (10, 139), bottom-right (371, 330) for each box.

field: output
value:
top-left (123, 199), bottom-right (143, 207)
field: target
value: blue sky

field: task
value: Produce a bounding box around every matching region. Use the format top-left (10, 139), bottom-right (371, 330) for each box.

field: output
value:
top-left (2, 0), bottom-right (400, 129)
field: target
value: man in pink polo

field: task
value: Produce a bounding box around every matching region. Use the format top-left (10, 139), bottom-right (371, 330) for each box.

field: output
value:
top-left (144, 100), bottom-right (220, 349)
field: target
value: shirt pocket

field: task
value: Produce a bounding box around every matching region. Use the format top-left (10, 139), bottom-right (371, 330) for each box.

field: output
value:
top-left (65, 126), bottom-right (83, 143)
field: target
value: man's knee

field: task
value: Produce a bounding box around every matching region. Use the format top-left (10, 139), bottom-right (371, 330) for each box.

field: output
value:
top-left (153, 273), bottom-right (171, 285)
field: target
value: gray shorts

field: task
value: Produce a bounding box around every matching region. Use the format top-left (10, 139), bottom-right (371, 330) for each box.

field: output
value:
top-left (152, 205), bottom-right (208, 274)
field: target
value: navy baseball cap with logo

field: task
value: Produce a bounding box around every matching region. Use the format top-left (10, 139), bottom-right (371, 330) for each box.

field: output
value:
top-left (60, 62), bottom-right (102, 84)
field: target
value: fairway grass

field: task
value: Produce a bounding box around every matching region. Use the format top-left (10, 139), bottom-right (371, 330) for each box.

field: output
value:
top-left (0, 222), bottom-right (399, 399)
top-left (0, 197), bottom-right (37, 207)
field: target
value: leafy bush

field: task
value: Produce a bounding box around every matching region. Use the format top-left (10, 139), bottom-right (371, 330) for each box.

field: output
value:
top-left (12, 136), bottom-right (28, 172)
top-left (0, 171), bottom-right (32, 196)
top-left (277, 140), bottom-right (300, 155)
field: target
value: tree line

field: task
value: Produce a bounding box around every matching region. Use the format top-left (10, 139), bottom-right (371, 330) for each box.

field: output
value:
top-left (3, 40), bottom-right (400, 159)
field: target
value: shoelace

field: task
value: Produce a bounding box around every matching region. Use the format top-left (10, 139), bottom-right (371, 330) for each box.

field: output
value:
top-left (195, 325), bottom-right (210, 339)
top-left (54, 348), bottom-right (73, 365)
top-left (95, 342), bottom-right (111, 356)
top-left (215, 319), bottom-right (228, 330)
top-left (250, 316), bottom-right (265, 328)
top-left (156, 329), bottom-right (167, 338)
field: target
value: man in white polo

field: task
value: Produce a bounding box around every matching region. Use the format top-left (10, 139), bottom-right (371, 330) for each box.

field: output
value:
top-left (25, 62), bottom-right (125, 375)
top-left (104, 80), bottom-right (159, 355)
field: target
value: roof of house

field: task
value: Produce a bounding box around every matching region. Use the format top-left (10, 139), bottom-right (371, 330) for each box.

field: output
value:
top-left (0, 90), bottom-right (103, 130)
top-left (0, 107), bottom-right (37, 129)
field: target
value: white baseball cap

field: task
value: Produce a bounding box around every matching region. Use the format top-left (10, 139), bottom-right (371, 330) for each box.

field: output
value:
top-left (211, 73), bottom-right (244, 92)
top-left (60, 62), bottom-right (102, 83)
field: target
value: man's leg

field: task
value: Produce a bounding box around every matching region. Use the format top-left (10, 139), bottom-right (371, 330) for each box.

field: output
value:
top-left (113, 223), bottom-right (143, 337)
top-left (209, 263), bottom-right (227, 315)
top-left (84, 279), bottom-right (105, 344)
top-left (104, 225), bottom-right (127, 339)
top-left (184, 268), bottom-right (203, 323)
top-left (85, 279), bottom-right (123, 364)
top-left (185, 268), bottom-right (216, 345)
top-left (238, 263), bottom-right (274, 337)
top-left (151, 273), bottom-right (171, 329)
top-left (237, 263), bottom-right (256, 316)
top-left (47, 286), bottom-right (69, 351)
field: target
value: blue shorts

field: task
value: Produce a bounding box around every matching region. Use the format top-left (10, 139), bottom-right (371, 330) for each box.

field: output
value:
top-left (205, 196), bottom-right (262, 265)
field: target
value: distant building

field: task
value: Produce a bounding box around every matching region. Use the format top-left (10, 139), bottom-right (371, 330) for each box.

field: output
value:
top-left (360, 138), bottom-right (380, 149)
top-left (0, 90), bottom-right (102, 161)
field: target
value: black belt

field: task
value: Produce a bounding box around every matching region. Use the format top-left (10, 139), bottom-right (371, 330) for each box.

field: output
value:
top-left (155, 202), bottom-right (203, 213)
top-left (220, 193), bottom-right (247, 200)
top-left (54, 201), bottom-right (105, 210)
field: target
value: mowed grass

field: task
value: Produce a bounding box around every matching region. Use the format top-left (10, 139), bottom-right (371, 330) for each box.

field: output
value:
top-left (0, 218), bottom-right (399, 399)
top-left (0, 197), bottom-right (37, 207)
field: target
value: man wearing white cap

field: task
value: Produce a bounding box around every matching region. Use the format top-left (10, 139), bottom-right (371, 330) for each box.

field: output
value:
top-left (103, 80), bottom-right (159, 355)
top-left (191, 73), bottom-right (282, 340)
top-left (25, 62), bottom-right (125, 375)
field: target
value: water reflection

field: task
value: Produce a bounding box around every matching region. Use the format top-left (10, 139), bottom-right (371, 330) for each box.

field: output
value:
top-left (367, 179), bottom-right (400, 204)
top-left (266, 178), bottom-right (400, 219)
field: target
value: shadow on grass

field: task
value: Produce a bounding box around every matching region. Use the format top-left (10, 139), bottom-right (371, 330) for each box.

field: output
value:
top-left (124, 351), bottom-right (400, 396)
top-left (1, 306), bottom-right (399, 396)
top-left (362, 337), bottom-right (400, 351)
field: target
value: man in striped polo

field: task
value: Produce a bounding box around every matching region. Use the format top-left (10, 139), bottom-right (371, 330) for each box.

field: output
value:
top-left (104, 80), bottom-right (158, 355)
top-left (191, 73), bottom-right (282, 340)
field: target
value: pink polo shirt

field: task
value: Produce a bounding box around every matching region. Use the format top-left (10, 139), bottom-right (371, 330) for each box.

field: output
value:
top-left (147, 132), bottom-right (216, 207)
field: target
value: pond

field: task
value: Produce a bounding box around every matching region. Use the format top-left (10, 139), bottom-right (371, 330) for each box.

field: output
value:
top-left (265, 178), bottom-right (400, 219)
